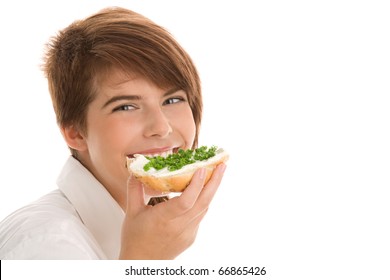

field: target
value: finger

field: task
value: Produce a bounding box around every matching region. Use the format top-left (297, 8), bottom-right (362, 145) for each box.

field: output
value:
top-left (161, 168), bottom-right (207, 218)
top-left (183, 205), bottom-right (209, 227)
top-left (176, 164), bottom-right (226, 224)
top-left (179, 167), bottom-right (207, 205)
top-left (194, 163), bottom-right (227, 210)
top-left (174, 209), bottom-right (208, 247)
top-left (126, 174), bottom-right (146, 216)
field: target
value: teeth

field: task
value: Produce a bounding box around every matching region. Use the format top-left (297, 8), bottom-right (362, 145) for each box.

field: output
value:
top-left (144, 150), bottom-right (173, 158)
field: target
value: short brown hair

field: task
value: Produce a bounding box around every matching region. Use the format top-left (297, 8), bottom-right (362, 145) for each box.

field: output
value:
top-left (43, 7), bottom-right (202, 153)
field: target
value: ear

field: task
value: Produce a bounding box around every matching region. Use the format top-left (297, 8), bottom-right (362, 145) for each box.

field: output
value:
top-left (60, 125), bottom-right (88, 152)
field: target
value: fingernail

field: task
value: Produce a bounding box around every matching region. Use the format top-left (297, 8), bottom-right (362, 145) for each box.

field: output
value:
top-left (220, 163), bottom-right (227, 173)
top-left (199, 168), bottom-right (206, 180)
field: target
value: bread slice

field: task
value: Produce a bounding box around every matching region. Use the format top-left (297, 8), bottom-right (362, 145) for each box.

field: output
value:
top-left (127, 148), bottom-right (229, 192)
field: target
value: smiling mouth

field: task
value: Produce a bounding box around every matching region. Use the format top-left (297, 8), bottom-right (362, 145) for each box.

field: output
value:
top-left (127, 147), bottom-right (180, 159)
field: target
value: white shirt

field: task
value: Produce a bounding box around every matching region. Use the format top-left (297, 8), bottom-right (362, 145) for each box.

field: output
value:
top-left (0, 156), bottom-right (125, 259)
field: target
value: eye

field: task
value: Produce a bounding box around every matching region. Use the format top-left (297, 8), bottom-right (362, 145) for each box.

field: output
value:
top-left (112, 104), bottom-right (137, 112)
top-left (163, 97), bottom-right (185, 105)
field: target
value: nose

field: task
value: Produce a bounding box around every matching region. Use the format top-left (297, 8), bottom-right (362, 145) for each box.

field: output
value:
top-left (144, 107), bottom-right (173, 138)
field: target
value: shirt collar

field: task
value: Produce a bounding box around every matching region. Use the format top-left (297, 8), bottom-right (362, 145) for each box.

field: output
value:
top-left (56, 156), bottom-right (124, 259)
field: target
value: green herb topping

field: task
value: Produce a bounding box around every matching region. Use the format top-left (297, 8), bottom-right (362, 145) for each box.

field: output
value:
top-left (143, 146), bottom-right (218, 172)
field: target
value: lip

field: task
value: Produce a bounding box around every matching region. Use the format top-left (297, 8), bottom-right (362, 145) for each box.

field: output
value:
top-left (127, 146), bottom-right (178, 158)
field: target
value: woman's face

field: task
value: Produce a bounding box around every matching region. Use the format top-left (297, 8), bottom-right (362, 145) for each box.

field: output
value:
top-left (77, 70), bottom-right (196, 207)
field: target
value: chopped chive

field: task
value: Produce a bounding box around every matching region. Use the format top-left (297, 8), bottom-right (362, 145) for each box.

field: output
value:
top-left (143, 146), bottom-right (217, 171)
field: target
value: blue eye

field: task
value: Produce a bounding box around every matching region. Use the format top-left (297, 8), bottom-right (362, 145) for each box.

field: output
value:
top-left (113, 104), bottom-right (136, 112)
top-left (164, 97), bottom-right (184, 105)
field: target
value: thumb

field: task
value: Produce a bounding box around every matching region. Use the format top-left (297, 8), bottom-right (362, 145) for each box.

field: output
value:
top-left (126, 173), bottom-right (146, 217)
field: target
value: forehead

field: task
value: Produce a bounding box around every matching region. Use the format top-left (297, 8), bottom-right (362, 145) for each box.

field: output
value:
top-left (93, 68), bottom-right (181, 104)
top-left (96, 67), bottom-right (136, 88)
top-left (94, 66), bottom-right (173, 93)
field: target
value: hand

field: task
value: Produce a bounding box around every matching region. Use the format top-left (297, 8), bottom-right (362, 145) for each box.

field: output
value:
top-left (119, 163), bottom-right (227, 259)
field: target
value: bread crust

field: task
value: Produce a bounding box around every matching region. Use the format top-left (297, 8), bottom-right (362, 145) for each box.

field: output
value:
top-left (128, 152), bottom-right (228, 192)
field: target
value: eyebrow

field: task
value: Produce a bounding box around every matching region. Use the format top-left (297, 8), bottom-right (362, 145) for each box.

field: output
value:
top-left (101, 87), bottom-right (181, 109)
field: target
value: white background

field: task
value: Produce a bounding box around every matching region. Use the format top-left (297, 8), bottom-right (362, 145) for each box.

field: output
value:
top-left (1, 0), bottom-right (389, 279)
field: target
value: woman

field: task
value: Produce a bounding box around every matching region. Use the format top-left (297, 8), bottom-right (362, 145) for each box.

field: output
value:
top-left (0, 7), bottom-right (227, 259)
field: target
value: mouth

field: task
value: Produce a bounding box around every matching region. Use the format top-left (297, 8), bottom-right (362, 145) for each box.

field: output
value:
top-left (127, 147), bottom-right (180, 159)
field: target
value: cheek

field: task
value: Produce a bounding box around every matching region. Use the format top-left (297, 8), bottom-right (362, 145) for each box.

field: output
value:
top-left (86, 118), bottom-right (135, 178)
top-left (86, 117), bottom-right (130, 155)
top-left (171, 106), bottom-right (196, 146)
